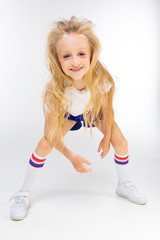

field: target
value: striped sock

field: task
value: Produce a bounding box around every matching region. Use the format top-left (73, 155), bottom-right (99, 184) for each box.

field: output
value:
top-left (20, 152), bottom-right (48, 192)
top-left (114, 153), bottom-right (129, 165)
top-left (114, 153), bottom-right (130, 183)
top-left (29, 152), bottom-right (47, 168)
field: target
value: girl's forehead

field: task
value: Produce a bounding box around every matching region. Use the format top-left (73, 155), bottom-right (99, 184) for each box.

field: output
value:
top-left (57, 33), bottom-right (90, 53)
top-left (62, 33), bottom-right (87, 40)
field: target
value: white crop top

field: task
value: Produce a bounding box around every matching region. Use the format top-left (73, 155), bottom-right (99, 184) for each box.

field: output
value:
top-left (64, 82), bottom-right (112, 116)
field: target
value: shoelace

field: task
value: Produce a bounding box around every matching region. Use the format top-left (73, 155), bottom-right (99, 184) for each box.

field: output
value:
top-left (123, 181), bottom-right (138, 192)
top-left (14, 196), bottom-right (27, 205)
top-left (9, 192), bottom-right (30, 206)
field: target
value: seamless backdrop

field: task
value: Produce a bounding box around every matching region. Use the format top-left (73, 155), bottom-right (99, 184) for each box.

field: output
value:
top-left (0, 0), bottom-right (159, 239)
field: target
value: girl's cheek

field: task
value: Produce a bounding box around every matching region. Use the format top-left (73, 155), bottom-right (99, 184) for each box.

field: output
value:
top-left (61, 62), bottom-right (67, 70)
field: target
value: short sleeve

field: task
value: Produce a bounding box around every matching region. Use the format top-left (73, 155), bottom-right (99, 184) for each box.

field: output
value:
top-left (104, 81), bottom-right (112, 92)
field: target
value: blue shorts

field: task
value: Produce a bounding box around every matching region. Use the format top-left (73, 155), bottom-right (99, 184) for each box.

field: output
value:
top-left (64, 113), bottom-right (96, 131)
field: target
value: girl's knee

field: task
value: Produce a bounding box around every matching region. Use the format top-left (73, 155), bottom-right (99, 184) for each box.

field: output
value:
top-left (121, 137), bottom-right (128, 149)
top-left (36, 136), bottom-right (53, 152)
top-left (115, 137), bottom-right (128, 151)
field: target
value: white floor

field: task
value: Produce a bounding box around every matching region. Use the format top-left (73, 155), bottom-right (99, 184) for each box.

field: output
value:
top-left (1, 127), bottom-right (160, 240)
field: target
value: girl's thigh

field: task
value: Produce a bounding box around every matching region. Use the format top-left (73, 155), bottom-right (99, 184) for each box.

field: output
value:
top-left (95, 120), bottom-right (127, 147)
top-left (44, 113), bottom-right (77, 138)
top-left (62, 119), bottom-right (77, 136)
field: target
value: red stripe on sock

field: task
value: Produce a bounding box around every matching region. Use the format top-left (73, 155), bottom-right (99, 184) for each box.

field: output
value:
top-left (31, 153), bottom-right (46, 163)
top-left (114, 154), bottom-right (129, 161)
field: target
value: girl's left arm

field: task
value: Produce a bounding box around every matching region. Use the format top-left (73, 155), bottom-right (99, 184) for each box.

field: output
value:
top-left (97, 92), bottom-right (112, 159)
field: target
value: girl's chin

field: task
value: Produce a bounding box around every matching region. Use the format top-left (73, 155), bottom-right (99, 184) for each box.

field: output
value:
top-left (64, 72), bottom-right (86, 82)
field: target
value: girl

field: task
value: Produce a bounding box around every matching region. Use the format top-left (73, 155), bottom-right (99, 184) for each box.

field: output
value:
top-left (10, 16), bottom-right (147, 221)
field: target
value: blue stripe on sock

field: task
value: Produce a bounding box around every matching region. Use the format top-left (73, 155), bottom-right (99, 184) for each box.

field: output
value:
top-left (114, 159), bottom-right (129, 165)
top-left (29, 159), bottom-right (44, 168)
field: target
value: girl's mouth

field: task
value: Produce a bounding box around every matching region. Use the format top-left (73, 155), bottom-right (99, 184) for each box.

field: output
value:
top-left (70, 67), bottom-right (83, 72)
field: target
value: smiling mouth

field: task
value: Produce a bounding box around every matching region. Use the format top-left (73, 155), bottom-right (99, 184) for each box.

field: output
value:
top-left (70, 67), bottom-right (83, 72)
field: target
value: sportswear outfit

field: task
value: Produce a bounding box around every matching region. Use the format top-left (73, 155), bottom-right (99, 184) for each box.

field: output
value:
top-left (10, 83), bottom-right (147, 221)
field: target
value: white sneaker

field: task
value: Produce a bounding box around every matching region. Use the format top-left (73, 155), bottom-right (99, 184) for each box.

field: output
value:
top-left (9, 191), bottom-right (31, 221)
top-left (116, 181), bottom-right (147, 205)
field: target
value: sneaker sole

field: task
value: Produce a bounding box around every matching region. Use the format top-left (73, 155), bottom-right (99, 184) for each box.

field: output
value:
top-left (116, 191), bottom-right (147, 205)
top-left (10, 213), bottom-right (27, 221)
top-left (10, 202), bottom-right (31, 221)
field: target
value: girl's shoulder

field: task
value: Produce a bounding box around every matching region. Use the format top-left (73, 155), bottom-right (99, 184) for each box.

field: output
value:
top-left (98, 78), bottom-right (112, 94)
top-left (104, 80), bottom-right (112, 92)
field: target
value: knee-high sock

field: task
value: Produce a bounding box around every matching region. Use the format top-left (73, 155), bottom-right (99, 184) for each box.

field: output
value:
top-left (20, 152), bottom-right (48, 192)
top-left (114, 153), bottom-right (130, 183)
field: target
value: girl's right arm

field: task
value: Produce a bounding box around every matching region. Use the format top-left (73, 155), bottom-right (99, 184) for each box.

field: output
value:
top-left (55, 142), bottom-right (92, 174)
top-left (44, 113), bottom-right (92, 173)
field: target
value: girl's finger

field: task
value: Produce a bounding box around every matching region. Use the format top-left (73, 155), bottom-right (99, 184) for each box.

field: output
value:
top-left (97, 143), bottom-right (102, 152)
top-left (101, 148), bottom-right (109, 158)
top-left (101, 153), bottom-right (105, 159)
top-left (82, 166), bottom-right (92, 173)
top-left (100, 152), bottom-right (104, 158)
top-left (85, 168), bottom-right (92, 172)
top-left (83, 159), bottom-right (92, 165)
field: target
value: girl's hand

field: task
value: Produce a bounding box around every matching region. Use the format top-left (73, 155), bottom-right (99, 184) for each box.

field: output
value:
top-left (70, 154), bottom-right (92, 174)
top-left (97, 137), bottom-right (110, 159)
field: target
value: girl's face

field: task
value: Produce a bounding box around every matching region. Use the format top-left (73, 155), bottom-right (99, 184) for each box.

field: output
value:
top-left (57, 33), bottom-right (91, 85)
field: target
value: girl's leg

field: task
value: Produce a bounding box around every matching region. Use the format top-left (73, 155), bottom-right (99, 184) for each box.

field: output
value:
top-left (95, 120), bottom-right (147, 204)
top-left (10, 119), bottom-right (76, 221)
top-left (20, 119), bottom-right (77, 193)
top-left (108, 122), bottom-right (130, 183)
top-left (96, 121), bottom-right (130, 182)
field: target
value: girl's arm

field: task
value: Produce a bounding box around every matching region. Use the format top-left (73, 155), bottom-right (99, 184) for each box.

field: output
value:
top-left (97, 92), bottom-right (112, 158)
top-left (55, 141), bottom-right (92, 173)
top-left (54, 141), bottom-right (76, 161)
top-left (44, 113), bottom-right (92, 173)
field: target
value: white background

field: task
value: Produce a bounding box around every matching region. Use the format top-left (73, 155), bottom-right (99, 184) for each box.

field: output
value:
top-left (0, 0), bottom-right (159, 239)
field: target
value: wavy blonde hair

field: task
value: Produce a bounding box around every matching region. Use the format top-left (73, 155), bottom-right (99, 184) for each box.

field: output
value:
top-left (42, 16), bottom-right (115, 146)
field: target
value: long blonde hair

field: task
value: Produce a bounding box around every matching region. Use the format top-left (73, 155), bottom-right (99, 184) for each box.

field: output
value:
top-left (42, 16), bottom-right (115, 146)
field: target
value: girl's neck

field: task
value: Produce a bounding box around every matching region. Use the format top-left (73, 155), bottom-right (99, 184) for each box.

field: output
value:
top-left (72, 79), bottom-right (86, 91)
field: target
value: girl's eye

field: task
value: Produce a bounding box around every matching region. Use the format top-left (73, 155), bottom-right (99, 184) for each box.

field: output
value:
top-left (63, 54), bottom-right (70, 58)
top-left (79, 52), bottom-right (86, 56)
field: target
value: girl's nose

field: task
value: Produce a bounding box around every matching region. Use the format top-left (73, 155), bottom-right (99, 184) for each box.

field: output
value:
top-left (71, 56), bottom-right (80, 66)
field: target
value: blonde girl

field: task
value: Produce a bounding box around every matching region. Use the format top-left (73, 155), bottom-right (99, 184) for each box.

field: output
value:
top-left (10, 16), bottom-right (147, 221)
